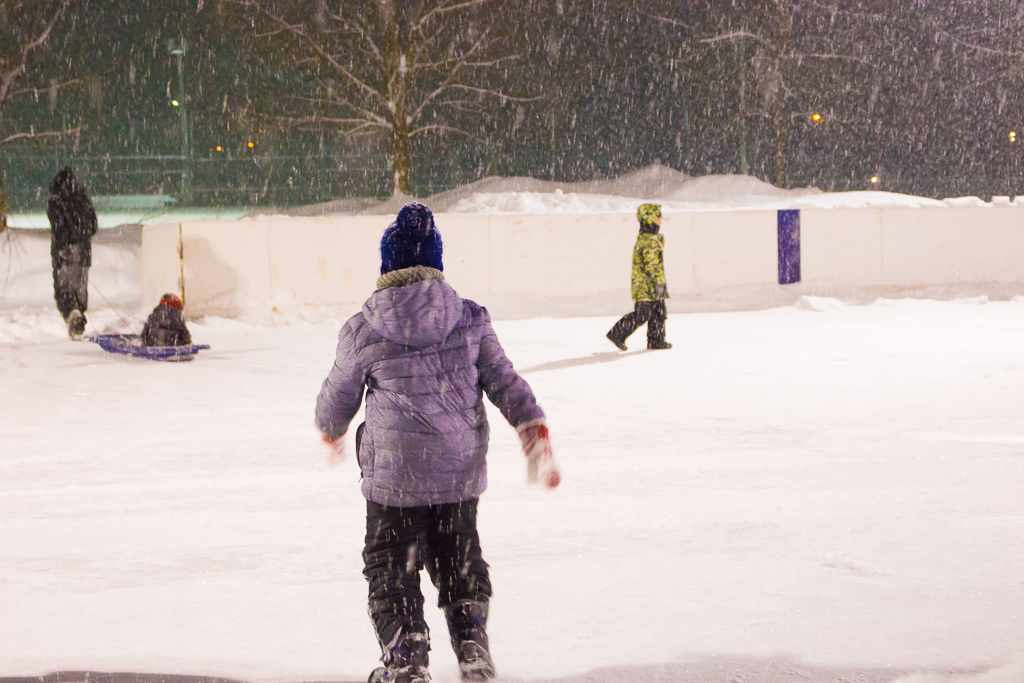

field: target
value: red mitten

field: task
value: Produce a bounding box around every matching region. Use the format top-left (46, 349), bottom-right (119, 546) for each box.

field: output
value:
top-left (517, 421), bottom-right (561, 489)
top-left (322, 433), bottom-right (345, 466)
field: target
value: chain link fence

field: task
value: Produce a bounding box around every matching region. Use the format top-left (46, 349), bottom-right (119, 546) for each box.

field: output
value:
top-left (0, 145), bottom-right (394, 211)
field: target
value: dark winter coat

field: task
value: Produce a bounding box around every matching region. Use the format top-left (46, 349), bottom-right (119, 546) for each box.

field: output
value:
top-left (315, 266), bottom-right (545, 507)
top-left (47, 167), bottom-right (98, 265)
top-left (141, 303), bottom-right (192, 347)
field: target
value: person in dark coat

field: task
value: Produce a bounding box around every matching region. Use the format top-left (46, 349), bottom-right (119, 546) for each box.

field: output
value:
top-left (141, 293), bottom-right (192, 347)
top-left (47, 166), bottom-right (98, 340)
top-left (315, 202), bottom-right (561, 683)
top-left (606, 203), bottom-right (672, 351)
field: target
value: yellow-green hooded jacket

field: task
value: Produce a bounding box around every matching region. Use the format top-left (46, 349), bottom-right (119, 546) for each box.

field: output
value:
top-left (631, 232), bottom-right (666, 301)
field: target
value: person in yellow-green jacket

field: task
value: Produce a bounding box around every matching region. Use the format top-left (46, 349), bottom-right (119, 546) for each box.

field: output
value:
top-left (606, 203), bottom-right (672, 351)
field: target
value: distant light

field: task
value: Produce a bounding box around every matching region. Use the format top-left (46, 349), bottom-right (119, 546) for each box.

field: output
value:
top-left (247, 141), bottom-right (254, 148)
top-left (215, 145), bottom-right (223, 152)
top-left (811, 113), bottom-right (822, 122)
top-left (171, 100), bottom-right (180, 107)
top-left (1010, 131), bottom-right (1017, 143)
top-left (870, 176), bottom-right (879, 184)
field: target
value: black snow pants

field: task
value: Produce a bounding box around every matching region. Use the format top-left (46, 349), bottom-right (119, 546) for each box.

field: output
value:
top-left (52, 242), bottom-right (90, 321)
top-left (608, 299), bottom-right (667, 348)
top-left (363, 498), bottom-right (492, 653)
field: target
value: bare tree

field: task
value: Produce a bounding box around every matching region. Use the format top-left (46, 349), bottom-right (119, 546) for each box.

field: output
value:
top-left (646, 1), bottom-right (883, 188)
top-left (0, 0), bottom-right (78, 228)
top-left (240, 0), bottom-right (535, 196)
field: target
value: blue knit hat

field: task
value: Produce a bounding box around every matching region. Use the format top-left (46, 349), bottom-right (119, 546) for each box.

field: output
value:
top-left (380, 202), bottom-right (443, 274)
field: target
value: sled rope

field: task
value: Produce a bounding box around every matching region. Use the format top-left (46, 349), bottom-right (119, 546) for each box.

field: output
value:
top-left (89, 280), bottom-right (133, 328)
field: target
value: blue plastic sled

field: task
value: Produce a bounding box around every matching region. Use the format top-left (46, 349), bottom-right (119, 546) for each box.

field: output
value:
top-left (88, 334), bottom-right (210, 362)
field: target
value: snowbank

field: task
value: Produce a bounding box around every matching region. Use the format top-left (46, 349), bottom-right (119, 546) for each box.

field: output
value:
top-left (266, 164), bottom-right (950, 217)
top-left (0, 227), bottom-right (141, 315)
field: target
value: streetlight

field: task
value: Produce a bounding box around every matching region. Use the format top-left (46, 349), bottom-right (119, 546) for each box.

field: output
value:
top-left (169, 39), bottom-right (191, 205)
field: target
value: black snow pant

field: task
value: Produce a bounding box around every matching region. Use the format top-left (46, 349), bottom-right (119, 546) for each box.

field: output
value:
top-left (52, 243), bottom-right (90, 321)
top-left (608, 299), bottom-right (667, 348)
top-left (363, 498), bottom-right (492, 657)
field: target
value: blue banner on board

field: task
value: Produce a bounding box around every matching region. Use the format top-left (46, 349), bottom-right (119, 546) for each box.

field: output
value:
top-left (777, 209), bottom-right (801, 285)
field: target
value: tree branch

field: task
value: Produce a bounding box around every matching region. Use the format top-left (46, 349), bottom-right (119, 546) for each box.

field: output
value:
top-left (269, 113), bottom-right (389, 132)
top-left (410, 24), bottom-right (495, 123)
top-left (311, 78), bottom-right (391, 127)
top-left (3, 77), bottom-right (84, 104)
top-left (0, 124), bottom-right (84, 147)
top-left (416, 0), bottom-right (490, 30)
top-left (415, 53), bottom-right (521, 71)
top-left (332, 13), bottom-right (384, 65)
top-left (444, 84), bottom-right (542, 103)
top-left (257, 5), bottom-right (387, 106)
top-left (0, 0), bottom-right (69, 105)
top-left (640, 13), bottom-right (694, 30)
top-left (937, 30), bottom-right (1024, 57)
top-left (699, 30), bottom-right (771, 48)
top-left (410, 123), bottom-right (487, 144)
top-left (799, 52), bottom-right (877, 67)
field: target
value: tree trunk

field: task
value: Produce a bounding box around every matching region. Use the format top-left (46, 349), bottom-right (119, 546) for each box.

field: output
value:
top-left (769, 0), bottom-right (789, 188)
top-left (382, 3), bottom-right (413, 196)
top-left (737, 39), bottom-right (749, 176)
top-left (0, 173), bottom-right (8, 233)
top-left (391, 82), bottom-right (412, 197)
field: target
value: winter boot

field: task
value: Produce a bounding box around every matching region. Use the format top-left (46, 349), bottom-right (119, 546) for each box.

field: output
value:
top-left (605, 331), bottom-right (627, 351)
top-left (647, 341), bottom-right (672, 350)
top-left (445, 600), bottom-right (495, 681)
top-left (368, 629), bottom-right (431, 683)
top-left (67, 309), bottom-right (86, 341)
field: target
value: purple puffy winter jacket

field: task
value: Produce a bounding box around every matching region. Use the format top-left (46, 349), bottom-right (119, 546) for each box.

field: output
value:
top-left (315, 271), bottom-right (544, 507)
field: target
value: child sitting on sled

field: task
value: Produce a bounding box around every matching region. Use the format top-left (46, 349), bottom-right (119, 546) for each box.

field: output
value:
top-left (141, 293), bottom-right (192, 347)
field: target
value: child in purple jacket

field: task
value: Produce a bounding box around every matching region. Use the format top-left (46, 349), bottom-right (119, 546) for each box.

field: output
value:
top-left (315, 203), bottom-right (560, 683)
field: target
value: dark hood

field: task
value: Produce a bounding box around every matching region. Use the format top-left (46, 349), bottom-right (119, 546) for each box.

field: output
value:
top-left (50, 167), bottom-right (81, 196)
top-left (639, 220), bottom-right (660, 235)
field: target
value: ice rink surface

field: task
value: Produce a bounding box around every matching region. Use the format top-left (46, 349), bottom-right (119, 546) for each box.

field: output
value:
top-left (1, 296), bottom-right (1023, 683)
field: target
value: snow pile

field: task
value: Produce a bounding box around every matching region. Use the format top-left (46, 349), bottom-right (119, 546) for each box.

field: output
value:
top-left (419, 166), bottom-right (947, 214)
top-left (248, 164), bottom-right (952, 217)
top-left (7, 165), bottom-right (995, 226)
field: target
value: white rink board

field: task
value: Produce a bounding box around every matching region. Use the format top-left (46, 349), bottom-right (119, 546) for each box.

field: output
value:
top-left (140, 222), bottom-right (183, 312)
top-left (486, 213), bottom-right (635, 297)
top-left (142, 207), bottom-right (1024, 318)
top-left (181, 221), bottom-right (271, 317)
top-left (691, 210), bottom-right (778, 290)
top-left (801, 207), bottom-right (885, 285)
top-left (881, 207), bottom-right (1024, 285)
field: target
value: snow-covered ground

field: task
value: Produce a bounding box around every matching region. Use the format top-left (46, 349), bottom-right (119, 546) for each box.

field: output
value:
top-left (2, 293), bottom-right (1023, 683)
top-left (10, 164), bottom-right (1017, 230)
top-left (1, 174), bottom-right (1023, 683)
